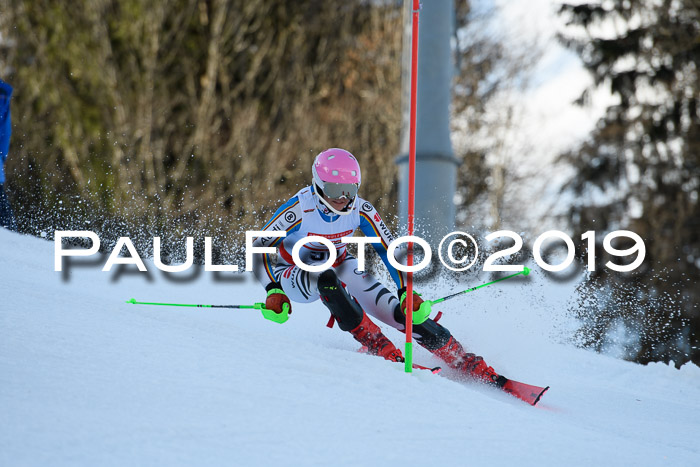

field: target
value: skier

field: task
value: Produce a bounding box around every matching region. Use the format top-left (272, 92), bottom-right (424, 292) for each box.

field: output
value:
top-left (251, 148), bottom-right (503, 386)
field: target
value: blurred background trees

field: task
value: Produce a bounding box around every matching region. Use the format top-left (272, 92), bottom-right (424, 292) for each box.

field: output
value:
top-left (0, 0), bottom-right (523, 255)
top-left (0, 0), bottom-right (406, 249)
top-left (558, 0), bottom-right (699, 366)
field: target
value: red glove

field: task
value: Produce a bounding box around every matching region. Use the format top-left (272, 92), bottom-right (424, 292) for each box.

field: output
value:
top-left (398, 287), bottom-right (424, 313)
top-left (265, 283), bottom-right (291, 315)
top-left (397, 287), bottom-right (431, 325)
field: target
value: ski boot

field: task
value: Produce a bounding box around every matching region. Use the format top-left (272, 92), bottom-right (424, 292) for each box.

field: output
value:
top-left (401, 313), bottom-right (503, 385)
top-left (350, 312), bottom-right (404, 362)
top-left (432, 336), bottom-right (504, 386)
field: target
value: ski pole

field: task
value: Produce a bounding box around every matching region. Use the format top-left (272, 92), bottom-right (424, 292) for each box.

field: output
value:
top-left (427, 266), bottom-right (530, 307)
top-left (125, 298), bottom-right (289, 324)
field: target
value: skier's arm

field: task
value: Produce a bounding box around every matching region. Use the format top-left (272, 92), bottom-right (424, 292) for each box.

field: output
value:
top-left (251, 197), bottom-right (302, 291)
top-left (358, 201), bottom-right (407, 290)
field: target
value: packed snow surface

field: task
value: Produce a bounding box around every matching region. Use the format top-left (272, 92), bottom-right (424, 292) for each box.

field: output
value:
top-left (1, 229), bottom-right (698, 466)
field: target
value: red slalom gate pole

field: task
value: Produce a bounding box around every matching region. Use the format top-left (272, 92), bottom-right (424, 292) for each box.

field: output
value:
top-left (405, 0), bottom-right (420, 373)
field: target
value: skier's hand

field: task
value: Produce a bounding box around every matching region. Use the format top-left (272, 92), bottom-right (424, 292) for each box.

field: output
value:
top-left (265, 283), bottom-right (292, 315)
top-left (398, 287), bottom-right (424, 312)
top-left (398, 287), bottom-right (431, 325)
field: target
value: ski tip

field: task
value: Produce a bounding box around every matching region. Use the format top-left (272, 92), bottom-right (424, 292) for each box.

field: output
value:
top-left (502, 379), bottom-right (549, 406)
top-left (126, 298), bottom-right (136, 304)
top-left (431, 366), bottom-right (442, 374)
top-left (532, 386), bottom-right (550, 406)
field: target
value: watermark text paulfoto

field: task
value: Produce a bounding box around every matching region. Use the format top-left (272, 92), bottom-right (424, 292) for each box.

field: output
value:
top-left (54, 229), bottom-right (646, 274)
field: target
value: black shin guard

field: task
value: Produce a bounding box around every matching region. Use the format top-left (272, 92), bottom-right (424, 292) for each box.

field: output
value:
top-left (318, 269), bottom-right (364, 332)
top-left (393, 305), bottom-right (452, 351)
top-left (414, 319), bottom-right (453, 351)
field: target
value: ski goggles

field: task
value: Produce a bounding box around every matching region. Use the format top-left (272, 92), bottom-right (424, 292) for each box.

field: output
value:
top-left (320, 182), bottom-right (359, 200)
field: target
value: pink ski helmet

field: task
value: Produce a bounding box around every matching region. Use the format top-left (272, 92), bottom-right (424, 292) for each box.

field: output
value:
top-left (312, 148), bottom-right (361, 216)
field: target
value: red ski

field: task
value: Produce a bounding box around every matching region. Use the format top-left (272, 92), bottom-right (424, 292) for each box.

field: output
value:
top-left (411, 366), bottom-right (548, 405)
top-left (411, 363), bottom-right (442, 374)
top-left (362, 346), bottom-right (547, 405)
top-left (358, 346), bottom-right (441, 374)
top-left (500, 378), bottom-right (549, 406)
top-left (408, 360), bottom-right (548, 405)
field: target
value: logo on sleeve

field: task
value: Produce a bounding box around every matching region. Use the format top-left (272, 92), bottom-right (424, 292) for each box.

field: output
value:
top-left (362, 202), bottom-right (373, 212)
top-left (284, 211), bottom-right (297, 223)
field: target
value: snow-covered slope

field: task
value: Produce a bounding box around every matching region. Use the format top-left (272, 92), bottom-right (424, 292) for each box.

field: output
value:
top-left (1, 229), bottom-right (698, 466)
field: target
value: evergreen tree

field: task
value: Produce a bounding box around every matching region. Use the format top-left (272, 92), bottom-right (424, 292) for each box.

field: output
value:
top-left (559, 0), bottom-right (699, 366)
